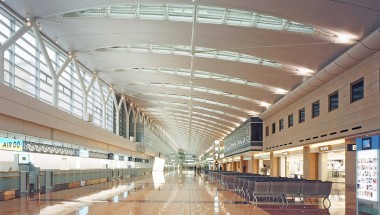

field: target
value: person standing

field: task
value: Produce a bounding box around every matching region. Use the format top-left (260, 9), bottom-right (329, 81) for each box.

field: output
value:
top-left (261, 164), bottom-right (268, 175)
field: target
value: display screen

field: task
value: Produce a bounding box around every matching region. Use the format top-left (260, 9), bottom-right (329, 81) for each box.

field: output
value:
top-left (357, 149), bottom-right (378, 202)
top-left (362, 138), bottom-right (372, 150)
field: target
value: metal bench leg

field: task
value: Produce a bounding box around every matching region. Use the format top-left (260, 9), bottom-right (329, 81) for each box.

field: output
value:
top-left (323, 197), bottom-right (331, 208)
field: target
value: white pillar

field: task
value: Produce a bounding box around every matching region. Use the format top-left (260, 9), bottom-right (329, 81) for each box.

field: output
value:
top-left (97, 75), bottom-right (111, 129)
top-left (52, 77), bottom-right (59, 106)
top-left (0, 47), bottom-right (4, 84)
top-left (123, 99), bottom-right (129, 139)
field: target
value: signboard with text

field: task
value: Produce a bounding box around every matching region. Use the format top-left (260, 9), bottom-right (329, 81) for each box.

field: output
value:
top-left (0, 138), bottom-right (24, 152)
top-left (224, 117), bottom-right (263, 156)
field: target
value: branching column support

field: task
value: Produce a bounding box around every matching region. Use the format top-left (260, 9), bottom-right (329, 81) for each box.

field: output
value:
top-left (73, 57), bottom-right (96, 117)
top-left (0, 20), bottom-right (34, 84)
top-left (33, 24), bottom-right (72, 107)
top-left (112, 90), bottom-right (124, 134)
top-left (123, 98), bottom-right (131, 139)
top-left (132, 107), bottom-right (139, 140)
top-left (97, 74), bottom-right (111, 128)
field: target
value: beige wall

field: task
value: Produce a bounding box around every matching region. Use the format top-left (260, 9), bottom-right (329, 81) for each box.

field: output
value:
top-left (262, 51), bottom-right (380, 151)
top-left (0, 84), bottom-right (152, 157)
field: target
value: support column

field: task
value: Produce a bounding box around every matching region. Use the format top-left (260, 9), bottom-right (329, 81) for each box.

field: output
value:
top-left (279, 157), bottom-right (286, 177)
top-left (318, 152), bottom-right (328, 181)
top-left (252, 157), bottom-right (259, 174)
top-left (345, 138), bottom-right (356, 214)
top-left (52, 77), bottom-right (59, 107)
top-left (270, 152), bottom-right (279, 177)
top-left (0, 45), bottom-right (3, 84)
top-left (133, 112), bottom-right (137, 140)
top-left (303, 146), bottom-right (318, 180)
top-left (239, 156), bottom-right (243, 173)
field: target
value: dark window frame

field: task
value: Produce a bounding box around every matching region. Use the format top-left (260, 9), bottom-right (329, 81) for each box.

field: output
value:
top-left (312, 100), bottom-right (320, 118)
top-left (272, 123), bottom-right (276, 134)
top-left (279, 118), bottom-right (284, 131)
top-left (351, 78), bottom-right (364, 103)
top-left (265, 126), bottom-right (269, 137)
top-left (299, 108), bottom-right (305, 123)
top-left (288, 114), bottom-right (293, 127)
top-left (329, 91), bottom-right (339, 112)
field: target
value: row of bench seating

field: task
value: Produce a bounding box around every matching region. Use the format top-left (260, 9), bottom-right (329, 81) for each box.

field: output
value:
top-left (208, 171), bottom-right (332, 208)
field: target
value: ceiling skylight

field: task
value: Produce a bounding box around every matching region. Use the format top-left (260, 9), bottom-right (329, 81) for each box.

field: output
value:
top-left (139, 92), bottom-right (259, 115)
top-left (148, 101), bottom-right (245, 120)
top-left (112, 67), bottom-right (289, 94)
top-left (60, 4), bottom-right (334, 36)
top-left (97, 44), bottom-right (286, 69)
top-left (146, 106), bottom-right (237, 126)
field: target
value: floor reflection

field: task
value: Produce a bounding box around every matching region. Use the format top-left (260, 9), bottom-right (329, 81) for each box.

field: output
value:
top-left (0, 171), bottom-right (353, 215)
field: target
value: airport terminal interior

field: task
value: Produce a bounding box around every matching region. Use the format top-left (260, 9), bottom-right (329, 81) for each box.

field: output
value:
top-left (0, 1), bottom-right (379, 214)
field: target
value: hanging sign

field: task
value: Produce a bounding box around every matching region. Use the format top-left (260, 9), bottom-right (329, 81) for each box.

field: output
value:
top-left (0, 138), bottom-right (24, 152)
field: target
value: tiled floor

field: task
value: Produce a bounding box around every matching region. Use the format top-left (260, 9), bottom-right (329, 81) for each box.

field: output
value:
top-left (0, 170), bottom-right (355, 215)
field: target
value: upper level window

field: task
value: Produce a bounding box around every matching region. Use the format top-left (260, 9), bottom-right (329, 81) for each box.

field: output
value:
top-left (272, 123), bottom-right (276, 134)
top-left (329, 91), bottom-right (339, 111)
top-left (299, 108), bottom-right (305, 123)
top-left (351, 78), bottom-right (364, 103)
top-left (288, 114), bottom-right (293, 127)
top-left (265, 126), bottom-right (269, 136)
top-left (312, 100), bottom-right (320, 118)
top-left (279, 119), bottom-right (284, 131)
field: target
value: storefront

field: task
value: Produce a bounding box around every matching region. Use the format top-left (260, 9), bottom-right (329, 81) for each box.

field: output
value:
top-left (273, 139), bottom-right (346, 182)
top-left (286, 154), bottom-right (304, 179)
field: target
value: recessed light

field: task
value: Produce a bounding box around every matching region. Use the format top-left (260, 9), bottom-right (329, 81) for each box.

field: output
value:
top-left (333, 33), bottom-right (357, 44)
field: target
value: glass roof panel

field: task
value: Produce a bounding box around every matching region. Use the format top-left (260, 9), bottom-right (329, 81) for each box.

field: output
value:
top-left (97, 44), bottom-right (287, 69)
top-left (117, 67), bottom-right (288, 94)
top-left (60, 4), bottom-right (334, 36)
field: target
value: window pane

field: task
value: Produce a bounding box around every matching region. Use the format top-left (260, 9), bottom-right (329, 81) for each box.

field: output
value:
top-left (312, 101), bottom-right (320, 118)
top-left (329, 91), bottom-right (339, 111)
top-left (351, 79), bottom-right (364, 102)
top-left (288, 114), bottom-right (293, 127)
top-left (299, 108), bottom-right (305, 123)
top-left (279, 119), bottom-right (284, 131)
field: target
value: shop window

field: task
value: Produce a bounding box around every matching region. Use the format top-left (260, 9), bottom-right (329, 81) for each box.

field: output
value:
top-left (265, 126), bottom-right (269, 136)
top-left (329, 91), bottom-right (339, 111)
top-left (288, 114), bottom-right (293, 127)
top-left (279, 118), bottom-right (284, 131)
top-left (351, 78), bottom-right (364, 103)
top-left (299, 108), bottom-right (305, 123)
top-left (312, 100), bottom-right (320, 118)
top-left (272, 123), bottom-right (276, 134)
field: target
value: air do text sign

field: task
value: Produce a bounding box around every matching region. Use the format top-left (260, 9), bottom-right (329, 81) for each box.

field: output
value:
top-left (0, 138), bottom-right (24, 151)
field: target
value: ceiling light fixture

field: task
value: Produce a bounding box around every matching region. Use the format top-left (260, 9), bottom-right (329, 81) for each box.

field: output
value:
top-left (295, 67), bottom-right (314, 76)
top-left (334, 33), bottom-right (357, 44)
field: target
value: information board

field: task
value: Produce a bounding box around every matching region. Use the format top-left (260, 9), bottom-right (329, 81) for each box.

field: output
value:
top-left (0, 138), bottom-right (24, 151)
top-left (357, 149), bottom-right (378, 202)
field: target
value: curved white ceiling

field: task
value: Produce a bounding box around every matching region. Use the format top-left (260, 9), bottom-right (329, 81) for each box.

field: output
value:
top-left (5, 0), bottom-right (380, 156)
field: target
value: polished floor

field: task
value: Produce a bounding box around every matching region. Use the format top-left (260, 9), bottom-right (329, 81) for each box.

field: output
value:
top-left (0, 170), bottom-right (355, 215)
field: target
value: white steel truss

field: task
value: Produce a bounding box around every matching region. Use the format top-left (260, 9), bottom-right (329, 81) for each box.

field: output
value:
top-left (0, 6), bottom-right (176, 155)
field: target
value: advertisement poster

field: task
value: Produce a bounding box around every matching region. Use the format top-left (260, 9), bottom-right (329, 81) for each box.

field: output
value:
top-left (357, 150), bottom-right (378, 202)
